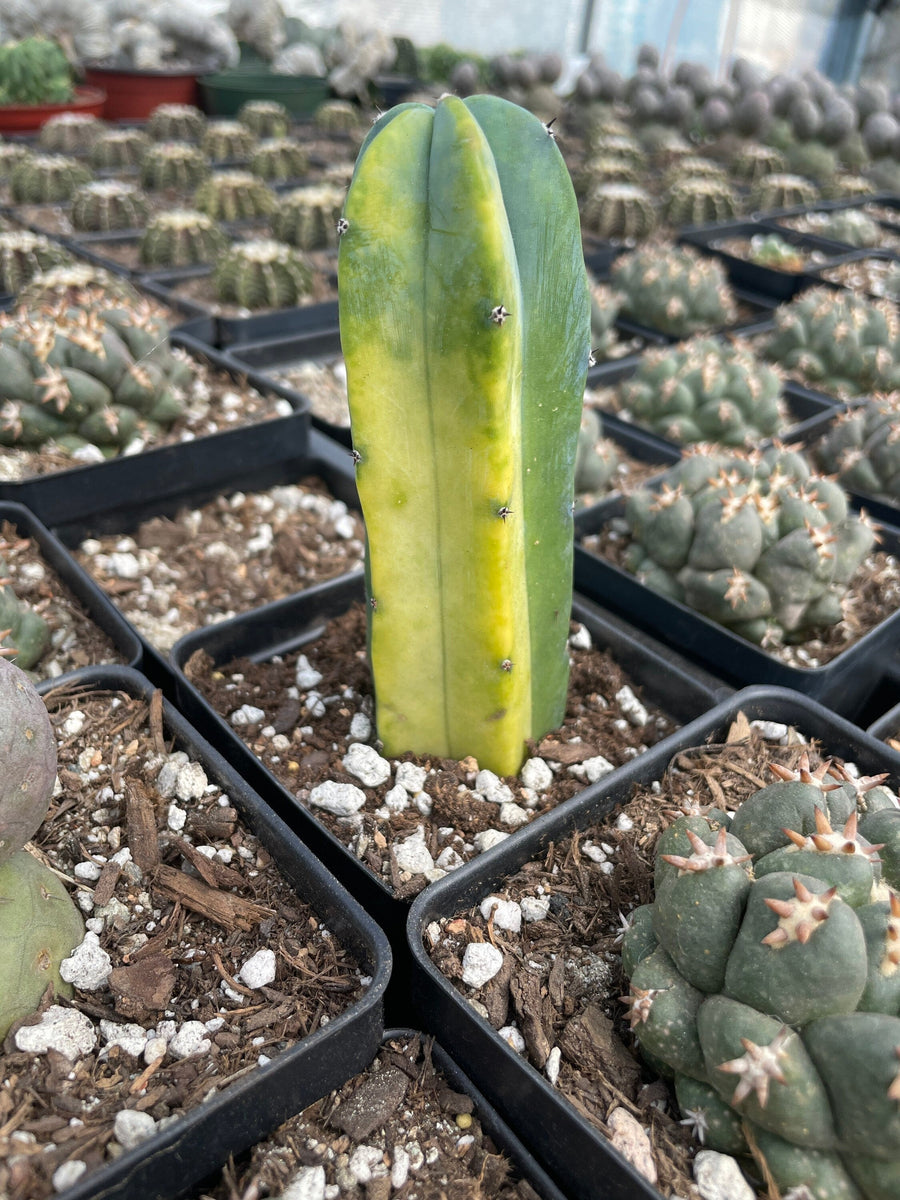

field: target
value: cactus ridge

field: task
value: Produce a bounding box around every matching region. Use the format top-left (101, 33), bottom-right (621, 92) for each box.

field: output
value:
top-left (140, 141), bottom-right (210, 191)
top-left (272, 184), bottom-right (346, 249)
top-left (201, 120), bottom-right (258, 162)
top-left (313, 100), bottom-right (363, 136)
top-left (750, 171), bottom-right (820, 213)
top-left (89, 128), bottom-right (151, 170)
top-left (38, 112), bottom-right (103, 156)
top-left (9, 153), bottom-right (91, 204)
top-left (582, 181), bottom-right (658, 240)
top-left (139, 209), bottom-right (228, 267)
top-left (193, 170), bottom-right (276, 221)
top-left (237, 100), bottom-right (291, 139)
top-left (249, 137), bottom-right (310, 182)
top-left (0, 230), bottom-right (71, 295)
top-left (815, 398), bottom-right (900, 501)
top-left (212, 239), bottom-right (314, 309)
top-left (70, 180), bottom-right (150, 232)
top-left (731, 144), bottom-right (787, 183)
top-left (146, 103), bottom-right (206, 142)
top-left (663, 176), bottom-right (741, 227)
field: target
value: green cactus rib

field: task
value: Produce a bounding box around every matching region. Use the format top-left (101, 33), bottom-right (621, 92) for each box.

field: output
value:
top-left (339, 95), bottom-right (589, 774)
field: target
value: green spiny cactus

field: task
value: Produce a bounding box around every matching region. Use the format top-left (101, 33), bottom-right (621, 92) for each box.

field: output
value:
top-left (249, 137), bottom-right (309, 182)
top-left (212, 239), bottom-right (314, 310)
top-left (662, 176), bottom-right (741, 228)
top-left (610, 244), bottom-right (738, 338)
top-left (139, 209), bottom-right (229, 267)
top-left (661, 157), bottom-right (727, 192)
top-left (588, 278), bottom-right (624, 362)
top-left (788, 208), bottom-right (882, 249)
top-left (744, 232), bottom-right (810, 272)
top-left (814, 399), bottom-right (900, 502)
top-left (313, 99), bottom-right (363, 137)
top-left (89, 128), bottom-right (151, 171)
top-left (585, 129), bottom-right (642, 161)
top-left (146, 103), bottom-right (206, 142)
top-left (237, 100), bottom-right (291, 139)
top-left (576, 407), bottom-right (620, 494)
top-left (582, 182), bottom-right (658, 240)
top-left (200, 120), bottom-right (258, 162)
top-left (38, 113), bottom-right (103, 156)
top-left (638, 125), bottom-right (694, 167)
top-left (9, 154), bottom-right (91, 204)
top-left (0, 555), bottom-right (50, 670)
top-left (749, 172), bottom-right (820, 213)
top-left (616, 338), bottom-right (784, 446)
top-left (70, 181), bottom-right (150, 233)
top-left (574, 155), bottom-right (643, 200)
top-left (731, 143), bottom-right (787, 184)
top-left (620, 446), bottom-right (875, 645)
top-left (0, 36), bottom-right (72, 105)
top-left (139, 141), bottom-right (210, 191)
top-left (339, 95), bottom-right (590, 775)
top-left (825, 174), bottom-right (876, 201)
top-left (785, 140), bottom-right (839, 186)
top-left (193, 170), bottom-right (276, 222)
top-left (0, 231), bottom-right (72, 295)
top-left (272, 184), bottom-right (345, 250)
top-left (0, 144), bottom-right (32, 180)
top-left (622, 750), bottom-right (900, 1200)
top-left (761, 286), bottom-right (900, 399)
top-left (16, 264), bottom-right (141, 310)
top-left (0, 658), bottom-right (83, 1039)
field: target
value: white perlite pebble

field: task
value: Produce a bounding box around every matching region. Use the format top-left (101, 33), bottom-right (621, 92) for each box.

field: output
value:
top-left (520, 757), bottom-right (553, 791)
top-left (479, 896), bottom-right (522, 932)
top-left (53, 1161), bottom-right (87, 1191)
top-left (167, 803), bottom-right (187, 832)
top-left (461, 942), bottom-right (504, 988)
top-left (144, 1035), bottom-right (168, 1065)
top-left (498, 1025), bottom-right (525, 1052)
top-left (693, 1150), bottom-right (754, 1200)
top-left (500, 802), bottom-right (529, 828)
top-left (475, 769), bottom-right (514, 806)
top-left (383, 784), bottom-right (410, 813)
top-left (434, 846), bottom-right (464, 871)
top-left (342, 743), bottom-right (391, 787)
top-left (295, 655), bottom-right (323, 690)
top-left (348, 712), bottom-right (372, 741)
top-left (168, 1021), bottom-right (211, 1059)
top-left (231, 704), bottom-right (265, 727)
top-left (391, 1145), bottom-right (410, 1190)
top-left (395, 761), bottom-right (428, 794)
top-left (74, 860), bottom-right (102, 882)
top-left (521, 895), bottom-right (551, 922)
top-left (569, 755), bottom-right (616, 784)
top-left (114, 1108), bottom-right (157, 1151)
top-left (239, 948), bottom-right (277, 989)
top-left (60, 932), bottom-right (112, 991)
top-left (14, 1005), bottom-right (97, 1061)
top-left (62, 710), bottom-right (85, 737)
top-left (545, 1046), bottom-right (561, 1085)
top-left (608, 1107), bottom-right (657, 1184)
top-left (348, 1145), bottom-right (386, 1184)
top-left (175, 762), bottom-right (208, 801)
top-left (750, 720), bottom-right (789, 741)
top-left (393, 827), bottom-right (435, 875)
top-left (280, 1165), bottom-right (326, 1200)
top-left (309, 781), bottom-right (366, 816)
top-left (569, 624), bottom-right (592, 650)
top-left (473, 828), bottom-right (509, 853)
top-left (615, 685), bottom-right (649, 727)
top-left (100, 1020), bottom-right (148, 1058)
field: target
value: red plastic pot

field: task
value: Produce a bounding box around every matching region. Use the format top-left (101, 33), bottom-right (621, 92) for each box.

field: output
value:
top-left (82, 63), bottom-right (208, 120)
top-left (0, 85), bottom-right (106, 134)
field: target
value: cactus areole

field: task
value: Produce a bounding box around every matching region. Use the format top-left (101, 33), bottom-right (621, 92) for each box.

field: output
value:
top-left (338, 95), bottom-right (590, 775)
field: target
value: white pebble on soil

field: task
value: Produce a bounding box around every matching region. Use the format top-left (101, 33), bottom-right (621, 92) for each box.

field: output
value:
top-left (52, 1161), bottom-right (87, 1191)
top-left (569, 624), bottom-right (592, 649)
top-left (59, 932), bottom-right (112, 991)
top-left (393, 827), bottom-right (434, 875)
top-left (473, 829), bottom-right (508, 853)
top-left (168, 1021), bottom-right (211, 1059)
top-left (615, 685), bottom-right (649, 727)
top-left (309, 781), bottom-right (366, 816)
top-left (694, 1150), bottom-right (754, 1200)
top-left (461, 942), bottom-right (504, 987)
top-left (280, 1165), bottom-right (326, 1200)
top-left (230, 704), bottom-right (265, 727)
top-left (100, 1020), bottom-right (149, 1058)
top-left (545, 1046), bottom-right (561, 1085)
top-left (295, 655), bottom-right (323, 690)
top-left (348, 712), bottom-right (371, 741)
top-left (608, 1108), bottom-right (657, 1184)
top-left (521, 895), bottom-right (551, 922)
top-left (342, 743), bottom-right (391, 787)
top-left (395, 761), bottom-right (428, 794)
top-left (175, 762), bottom-right (208, 801)
top-left (475, 770), bottom-right (514, 805)
top-left (498, 1025), bottom-right (525, 1052)
top-left (520, 757), bottom-right (553, 791)
top-left (113, 1108), bottom-right (157, 1151)
top-left (14, 1005), bottom-right (96, 1061)
top-left (479, 896), bottom-right (522, 932)
top-left (569, 755), bottom-right (616, 784)
top-left (239, 948), bottom-right (277, 989)
top-left (499, 802), bottom-right (529, 827)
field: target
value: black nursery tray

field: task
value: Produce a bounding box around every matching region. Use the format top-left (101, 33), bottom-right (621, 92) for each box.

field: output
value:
top-left (406, 685), bottom-right (900, 1200)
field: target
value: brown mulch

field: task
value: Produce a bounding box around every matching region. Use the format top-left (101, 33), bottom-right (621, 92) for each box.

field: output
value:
top-left (197, 1033), bottom-right (543, 1200)
top-left (184, 603), bottom-right (681, 900)
top-left (0, 682), bottom-right (365, 1200)
top-left (426, 718), bottom-right (830, 1200)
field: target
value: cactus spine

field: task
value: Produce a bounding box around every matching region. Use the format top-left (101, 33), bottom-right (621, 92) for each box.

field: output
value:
top-left (38, 113), bottom-right (103, 155)
top-left (339, 96), bottom-right (590, 775)
top-left (146, 103), bottom-right (206, 142)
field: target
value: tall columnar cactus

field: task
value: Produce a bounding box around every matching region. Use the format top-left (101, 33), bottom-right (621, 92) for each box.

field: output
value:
top-left (140, 142), bottom-right (210, 191)
top-left (139, 209), bottom-right (229, 267)
top-left (272, 185), bottom-right (346, 250)
top-left (339, 95), bottom-right (590, 775)
top-left (193, 171), bottom-right (276, 222)
top-left (0, 231), bottom-right (72, 296)
top-left (0, 657), bottom-right (83, 1040)
top-left (581, 182), bottom-right (658, 240)
top-left (38, 112), bottom-right (103, 156)
top-left (622, 752), bottom-right (900, 1200)
top-left (9, 154), bottom-right (92, 204)
top-left (146, 103), bottom-right (206, 142)
top-left (201, 120), bottom-right (258, 162)
top-left (249, 137), bottom-right (309, 182)
top-left (69, 181), bottom-right (150, 233)
top-left (610, 244), bottom-right (738, 338)
top-left (212, 240), bottom-right (314, 309)
top-left (237, 100), bottom-right (291, 139)
top-left (89, 128), bottom-right (152, 171)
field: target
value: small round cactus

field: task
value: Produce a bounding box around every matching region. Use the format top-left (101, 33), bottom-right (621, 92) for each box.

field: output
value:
top-left (89, 128), bottom-right (152, 171)
top-left (588, 278), bottom-right (624, 362)
top-left (201, 120), bottom-right (258, 162)
top-left (212, 239), bottom-right (315, 309)
top-left (815, 399), bottom-right (900, 502)
top-left (140, 141), bottom-right (210, 192)
top-left (313, 99), bottom-right (363, 137)
top-left (749, 172), bottom-right (820, 213)
top-left (611, 244), bottom-right (738, 338)
top-left (576, 407), bottom-right (621, 494)
top-left (146, 103), bottom-right (206, 142)
top-left (731, 143), bottom-right (787, 183)
top-left (785, 140), bottom-right (839, 185)
top-left (139, 209), bottom-right (229, 267)
top-left (272, 184), bottom-right (345, 250)
top-left (249, 137), bottom-right (310, 182)
top-left (69, 180), bottom-right (150, 233)
top-left (38, 112), bottom-right (103, 155)
top-left (193, 170), bottom-right (277, 222)
top-left (582, 182), bottom-right (658, 240)
top-left (796, 208), bottom-right (882, 249)
top-left (9, 154), bottom-right (92, 204)
top-left (237, 100), bottom-right (291, 139)
top-left (574, 155), bottom-right (643, 199)
top-left (0, 144), bottom-right (32, 180)
top-left (0, 230), bottom-right (72, 295)
top-left (662, 177), bottom-right (741, 228)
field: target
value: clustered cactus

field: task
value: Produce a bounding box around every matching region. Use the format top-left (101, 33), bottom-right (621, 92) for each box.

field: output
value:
top-left (588, 278), bottom-right (624, 361)
top-left (193, 171), bottom-right (277, 222)
top-left (38, 113), bottom-right (103, 156)
top-left (814, 399), bottom-right (900, 503)
top-left (146, 103), bottom-right (206, 142)
top-left (760, 287), bottom-right (900, 398)
top-left (237, 100), bottom-right (291, 139)
top-left (0, 36), bottom-right (72, 105)
top-left (272, 185), bottom-right (345, 250)
top-left (89, 128), bottom-right (152, 171)
top-left (611, 245), bottom-right (738, 338)
top-left (69, 181), bottom-right (150, 233)
top-left (620, 446), bottom-right (875, 645)
top-left (249, 137), bottom-right (310, 182)
top-left (0, 298), bottom-right (189, 454)
top-left (792, 208), bottom-right (883, 249)
top-left (0, 658), bottom-right (84, 1040)
top-left (742, 232), bottom-right (808, 272)
top-left (622, 750), bottom-right (900, 1200)
top-left (140, 142), bottom-right (210, 191)
top-left (0, 231), bottom-right (72, 296)
top-left (614, 339), bottom-right (784, 446)
top-left (9, 154), bottom-right (92, 204)
top-left (581, 182), bottom-right (658, 240)
top-left (576, 407), bottom-right (621, 494)
top-left (200, 120), bottom-right (258, 162)
top-left (212, 240), bottom-right (315, 309)
top-left (138, 210), bottom-right (228, 267)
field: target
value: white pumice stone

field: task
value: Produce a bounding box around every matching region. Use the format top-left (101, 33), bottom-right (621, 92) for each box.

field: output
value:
top-left (461, 942), bottom-right (504, 987)
top-left (693, 1150), bottom-right (754, 1200)
top-left (348, 1145), bottom-right (386, 1184)
top-left (143, 1036), bottom-right (168, 1064)
top-left (230, 704), bottom-right (265, 727)
top-left (569, 623), bottom-right (592, 649)
top-left (473, 829), bottom-right (509, 853)
top-left (521, 895), bottom-right (551, 922)
top-left (166, 803), bottom-right (187, 831)
top-left (545, 1046), bottom-right (561, 1085)
top-left (434, 846), bottom-right (464, 871)
top-left (608, 1107), bottom-right (657, 1185)
top-left (168, 1021), bottom-right (211, 1059)
top-left (616, 812), bottom-right (634, 832)
top-left (74, 860), bottom-right (102, 882)
top-left (100, 1020), bottom-right (149, 1058)
top-left (581, 755), bottom-right (616, 783)
top-left (60, 932), bottom-right (112, 991)
top-left (498, 1025), bottom-right (525, 1052)
top-left (309, 780), bottom-right (366, 816)
top-left (391, 1145), bottom-right (410, 1189)
top-left (520, 757), bottom-right (553, 791)
top-left (239, 948), bottom-right (277, 989)
top-left (395, 761), bottom-right (427, 794)
top-left (62, 710), bottom-right (86, 737)
top-left (348, 712), bottom-right (371, 741)
top-left (383, 784), bottom-right (410, 813)
top-left (479, 896), bottom-right (522, 932)
top-left (500, 802), bottom-right (530, 827)
top-left (14, 1005), bottom-right (96, 1061)
top-left (295, 655), bottom-right (323, 689)
top-left (615, 685), bottom-right (649, 726)
top-left (281, 1165), bottom-right (327, 1200)
top-left (413, 791), bottom-right (433, 816)
top-left (342, 743), bottom-right (391, 787)
top-left (113, 1109), bottom-right (157, 1151)
top-left (750, 720), bottom-right (789, 740)
top-left (52, 1161), bottom-right (87, 1192)
top-left (393, 827), bottom-right (434, 875)
top-left (475, 769), bottom-right (514, 805)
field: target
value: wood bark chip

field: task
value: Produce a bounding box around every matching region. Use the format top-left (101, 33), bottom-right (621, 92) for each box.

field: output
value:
top-left (535, 738), bottom-right (600, 765)
top-left (91, 860), bottom-right (120, 909)
top-left (152, 863), bottom-right (273, 930)
top-left (168, 835), bottom-right (245, 890)
top-left (107, 954), bottom-right (176, 1018)
top-left (559, 1003), bottom-right (643, 1100)
top-left (482, 951), bottom-right (514, 1029)
top-left (125, 781), bottom-right (160, 875)
top-left (509, 971), bottom-right (553, 1068)
top-left (327, 1065), bottom-right (410, 1142)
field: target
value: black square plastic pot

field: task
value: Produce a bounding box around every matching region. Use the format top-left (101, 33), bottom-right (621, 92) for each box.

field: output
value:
top-left (679, 220), bottom-right (849, 301)
top-left (38, 664), bottom-right (391, 1200)
top-left (0, 500), bottom-right (142, 691)
top-left (0, 340), bottom-right (310, 530)
top-left (47, 428), bottom-right (358, 693)
top-left (165, 570), bottom-right (726, 946)
top-left (574, 491), bottom-right (900, 717)
top-left (405, 685), bottom-right (900, 1200)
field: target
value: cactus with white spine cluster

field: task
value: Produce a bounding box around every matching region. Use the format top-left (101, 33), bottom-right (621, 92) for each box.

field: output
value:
top-left (662, 176), bottom-right (741, 228)
top-left (38, 112), bottom-right (103, 156)
top-left (582, 182), bottom-right (658, 240)
top-left (588, 279), bottom-right (624, 362)
top-left (146, 103), bottom-right (206, 142)
top-left (212, 239), bottom-right (314, 309)
top-left (272, 185), bottom-right (346, 250)
top-left (89, 128), bottom-right (151, 171)
top-left (0, 144), bottom-right (31, 180)
top-left (139, 142), bottom-right (210, 191)
top-left (138, 210), bottom-right (228, 267)
top-left (576, 407), bottom-right (621, 494)
top-left (313, 99), bottom-right (363, 137)
top-left (249, 137), bottom-right (309, 182)
top-left (69, 181), bottom-right (150, 233)
top-left (574, 156), bottom-right (643, 200)
top-left (731, 144), bottom-right (787, 184)
top-left (611, 244), bottom-right (737, 338)
top-left (0, 658), bottom-right (83, 1039)
top-left (620, 446), bottom-right (876, 645)
top-left (193, 171), bottom-right (276, 222)
top-left (9, 154), bottom-right (91, 204)
top-left (750, 172), bottom-right (820, 213)
top-left (237, 100), bottom-right (291, 138)
top-left (814, 399), bottom-right (900, 503)
top-left (0, 231), bottom-right (72, 296)
top-left (791, 208), bottom-right (882, 249)
top-left (622, 749), bottom-right (900, 1200)
top-left (200, 120), bottom-right (258, 162)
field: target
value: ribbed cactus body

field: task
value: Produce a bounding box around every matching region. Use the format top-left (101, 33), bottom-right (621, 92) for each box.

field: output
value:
top-left (139, 209), bottom-right (228, 267)
top-left (611, 245), bottom-right (737, 338)
top-left (815, 400), bottom-right (900, 501)
top-left (38, 113), bottom-right (103, 155)
top-left (663, 177), bottom-right (741, 228)
top-left (750, 172), bottom-right (820, 212)
top-left (201, 120), bottom-right (258, 162)
top-left (213, 240), bottom-right (314, 309)
top-left (237, 100), bottom-right (291, 139)
top-left (0, 658), bottom-right (57, 862)
top-left (0, 231), bottom-right (71, 295)
top-left (249, 137), bottom-right (309, 182)
top-left (140, 142), bottom-right (210, 191)
top-left (272, 185), bottom-right (345, 249)
top-left (70, 180), bottom-right (150, 232)
top-left (314, 99), bottom-right (363, 136)
top-left (193, 171), bottom-right (276, 221)
top-left (147, 103), bottom-right (206, 141)
top-left (731, 144), bottom-right (787, 183)
top-left (9, 154), bottom-right (91, 204)
top-left (0, 562), bottom-right (50, 669)
top-left (90, 128), bottom-right (151, 171)
top-left (622, 757), bottom-right (900, 1199)
top-left (339, 95), bottom-right (589, 774)
top-left (582, 182), bottom-right (658, 240)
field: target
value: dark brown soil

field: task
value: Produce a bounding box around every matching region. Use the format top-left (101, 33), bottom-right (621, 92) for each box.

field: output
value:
top-left (184, 603), bottom-right (680, 900)
top-left (197, 1033), bottom-right (543, 1200)
top-left (0, 681), bottom-right (365, 1200)
top-left (425, 719), bottom-right (842, 1199)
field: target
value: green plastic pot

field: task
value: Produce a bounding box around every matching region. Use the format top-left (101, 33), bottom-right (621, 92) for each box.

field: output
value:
top-left (199, 69), bottom-right (328, 118)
